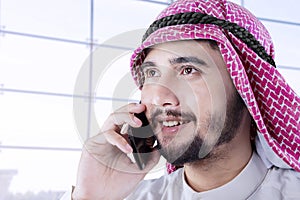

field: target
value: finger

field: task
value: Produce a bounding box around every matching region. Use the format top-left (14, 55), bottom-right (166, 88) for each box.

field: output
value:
top-left (102, 111), bottom-right (144, 133)
top-left (104, 130), bottom-right (133, 154)
top-left (104, 151), bottom-right (148, 175)
top-left (114, 103), bottom-right (146, 127)
top-left (116, 103), bottom-right (145, 114)
top-left (85, 138), bottom-right (161, 175)
top-left (124, 150), bottom-right (161, 174)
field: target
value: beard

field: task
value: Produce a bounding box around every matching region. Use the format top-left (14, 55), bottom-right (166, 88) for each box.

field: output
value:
top-left (152, 90), bottom-right (245, 166)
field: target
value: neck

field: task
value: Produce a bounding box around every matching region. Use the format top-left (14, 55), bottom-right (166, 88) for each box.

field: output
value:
top-left (184, 146), bottom-right (252, 192)
top-left (183, 113), bottom-right (253, 192)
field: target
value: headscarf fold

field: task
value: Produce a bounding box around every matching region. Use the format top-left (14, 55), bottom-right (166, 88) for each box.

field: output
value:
top-left (130, 0), bottom-right (300, 172)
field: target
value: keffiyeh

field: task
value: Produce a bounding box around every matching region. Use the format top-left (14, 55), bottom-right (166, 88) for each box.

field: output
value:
top-left (130, 0), bottom-right (300, 172)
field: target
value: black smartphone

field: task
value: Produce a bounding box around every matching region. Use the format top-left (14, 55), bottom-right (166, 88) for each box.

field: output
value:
top-left (128, 111), bottom-right (157, 170)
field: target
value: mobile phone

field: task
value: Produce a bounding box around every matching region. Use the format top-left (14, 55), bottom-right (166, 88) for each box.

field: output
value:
top-left (128, 111), bottom-right (157, 170)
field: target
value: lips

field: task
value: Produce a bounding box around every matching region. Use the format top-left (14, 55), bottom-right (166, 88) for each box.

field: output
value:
top-left (150, 109), bottom-right (196, 137)
top-left (162, 120), bottom-right (183, 127)
top-left (156, 118), bottom-right (191, 135)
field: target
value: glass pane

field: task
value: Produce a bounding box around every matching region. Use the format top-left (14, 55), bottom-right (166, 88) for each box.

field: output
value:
top-left (1, 0), bottom-right (90, 41)
top-left (94, 0), bottom-right (166, 44)
top-left (277, 68), bottom-right (300, 94)
top-left (244, 0), bottom-right (300, 23)
top-left (92, 99), bottom-right (134, 138)
top-left (262, 22), bottom-right (300, 68)
top-left (0, 92), bottom-right (83, 148)
top-left (0, 34), bottom-right (90, 94)
top-left (0, 148), bottom-right (80, 195)
top-left (94, 52), bottom-right (140, 100)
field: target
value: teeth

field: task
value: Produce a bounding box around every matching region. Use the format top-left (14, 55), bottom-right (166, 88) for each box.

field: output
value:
top-left (162, 121), bottom-right (183, 127)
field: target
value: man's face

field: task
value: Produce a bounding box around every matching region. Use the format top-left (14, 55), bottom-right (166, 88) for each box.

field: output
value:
top-left (140, 40), bottom-right (245, 166)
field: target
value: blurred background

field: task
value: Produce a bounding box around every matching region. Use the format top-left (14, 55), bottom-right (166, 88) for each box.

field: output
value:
top-left (0, 0), bottom-right (299, 199)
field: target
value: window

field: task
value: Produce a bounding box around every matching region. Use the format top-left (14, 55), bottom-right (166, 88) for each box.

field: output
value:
top-left (0, 0), bottom-right (299, 199)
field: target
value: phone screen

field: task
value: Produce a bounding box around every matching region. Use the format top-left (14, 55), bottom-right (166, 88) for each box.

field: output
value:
top-left (128, 111), bottom-right (157, 170)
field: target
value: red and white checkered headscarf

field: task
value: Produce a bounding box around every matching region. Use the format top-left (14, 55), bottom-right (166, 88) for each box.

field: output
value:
top-left (130, 0), bottom-right (300, 172)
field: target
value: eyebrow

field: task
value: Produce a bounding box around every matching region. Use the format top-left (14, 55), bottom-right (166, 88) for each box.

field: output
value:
top-left (169, 56), bottom-right (207, 66)
top-left (140, 56), bottom-right (207, 70)
top-left (140, 61), bottom-right (156, 70)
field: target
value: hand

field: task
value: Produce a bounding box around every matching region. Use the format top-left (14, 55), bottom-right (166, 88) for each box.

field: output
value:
top-left (72, 103), bottom-right (160, 200)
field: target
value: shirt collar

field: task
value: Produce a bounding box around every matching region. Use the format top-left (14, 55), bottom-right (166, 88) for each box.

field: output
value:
top-left (181, 152), bottom-right (269, 199)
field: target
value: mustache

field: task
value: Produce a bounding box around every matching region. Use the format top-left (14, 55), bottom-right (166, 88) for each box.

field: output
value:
top-left (150, 108), bottom-right (197, 129)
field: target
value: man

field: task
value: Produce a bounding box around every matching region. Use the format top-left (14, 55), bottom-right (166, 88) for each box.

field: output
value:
top-left (70, 0), bottom-right (300, 199)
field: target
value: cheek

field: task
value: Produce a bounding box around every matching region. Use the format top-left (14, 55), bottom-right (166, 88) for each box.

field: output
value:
top-left (184, 76), bottom-right (228, 133)
top-left (204, 74), bottom-right (228, 115)
top-left (140, 85), bottom-right (151, 104)
top-left (183, 80), bottom-right (212, 120)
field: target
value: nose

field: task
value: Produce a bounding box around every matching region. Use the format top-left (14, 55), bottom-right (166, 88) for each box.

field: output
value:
top-left (142, 83), bottom-right (180, 107)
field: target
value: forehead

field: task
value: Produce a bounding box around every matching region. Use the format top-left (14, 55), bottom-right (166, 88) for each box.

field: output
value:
top-left (143, 40), bottom-right (218, 63)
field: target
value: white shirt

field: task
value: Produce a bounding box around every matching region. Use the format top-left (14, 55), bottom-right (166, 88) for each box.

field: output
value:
top-left (60, 152), bottom-right (300, 200)
top-left (125, 152), bottom-right (300, 200)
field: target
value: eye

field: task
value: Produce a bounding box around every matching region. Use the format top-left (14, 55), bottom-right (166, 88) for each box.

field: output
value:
top-left (144, 68), bottom-right (160, 78)
top-left (181, 66), bottom-right (199, 75)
